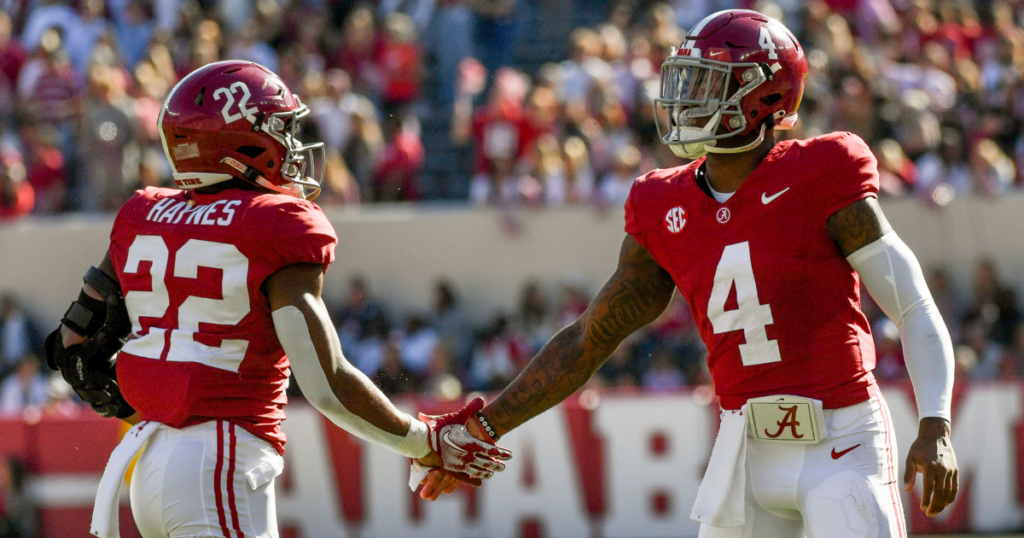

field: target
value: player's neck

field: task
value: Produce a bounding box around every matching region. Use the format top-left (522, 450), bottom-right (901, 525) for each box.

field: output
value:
top-left (195, 178), bottom-right (271, 195)
top-left (703, 131), bottom-right (777, 194)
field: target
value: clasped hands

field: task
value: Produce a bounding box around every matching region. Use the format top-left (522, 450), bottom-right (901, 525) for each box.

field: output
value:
top-left (412, 397), bottom-right (511, 500)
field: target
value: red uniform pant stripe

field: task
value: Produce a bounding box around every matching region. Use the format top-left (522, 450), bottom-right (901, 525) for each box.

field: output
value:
top-left (227, 422), bottom-right (244, 538)
top-left (214, 420), bottom-right (232, 538)
top-left (878, 394), bottom-right (907, 538)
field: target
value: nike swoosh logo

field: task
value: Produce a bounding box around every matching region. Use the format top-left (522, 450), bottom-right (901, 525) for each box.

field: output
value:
top-left (831, 444), bottom-right (861, 459)
top-left (442, 431), bottom-right (468, 454)
top-left (761, 187), bottom-right (790, 204)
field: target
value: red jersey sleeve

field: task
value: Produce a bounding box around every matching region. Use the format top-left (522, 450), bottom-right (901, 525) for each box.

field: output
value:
top-left (624, 185), bottom-right (640, 235)
top-left (623, 171), bottom-right (658, 254)
top-left (269, 199), bottom-right (338, 269)
top-left (817, 132), bottom-right (880, 220)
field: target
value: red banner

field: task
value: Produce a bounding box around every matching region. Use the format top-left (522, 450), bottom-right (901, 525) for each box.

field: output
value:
top-left (4, 382), bottom-right (1024, 537)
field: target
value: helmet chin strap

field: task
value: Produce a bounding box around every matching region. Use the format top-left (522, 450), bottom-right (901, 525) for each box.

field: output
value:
top-left (704, 123), bottom-right (767, 155)
top-left (221, 156), bottom-right (319, 200)
top-left (254, 176), bottom-right (320, 200)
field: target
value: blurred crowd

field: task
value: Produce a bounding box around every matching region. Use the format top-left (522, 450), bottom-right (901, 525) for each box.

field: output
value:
top-left (0, 0), bottom-right (1022, 219)
top-left (0, 294), bottom-right (69, 416)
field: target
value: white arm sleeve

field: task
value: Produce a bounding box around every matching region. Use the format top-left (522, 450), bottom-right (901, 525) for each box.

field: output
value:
top-left (272, 305), bottom-right (430, 458)
top-left (846, 232), bottom-right (954, 420)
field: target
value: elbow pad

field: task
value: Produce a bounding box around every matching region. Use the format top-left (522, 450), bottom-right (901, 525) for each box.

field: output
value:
top-left (846, 232), bottom-right (954, 420)
top-left (272, 306), bottom-right (429, 458)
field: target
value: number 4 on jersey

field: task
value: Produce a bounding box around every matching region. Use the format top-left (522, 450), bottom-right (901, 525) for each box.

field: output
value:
top-left (707, 242), bottom-right (782, 366)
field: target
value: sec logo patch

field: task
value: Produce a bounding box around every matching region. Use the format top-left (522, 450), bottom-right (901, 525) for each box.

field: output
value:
top-left (664, 206), bottom-right (687, 233)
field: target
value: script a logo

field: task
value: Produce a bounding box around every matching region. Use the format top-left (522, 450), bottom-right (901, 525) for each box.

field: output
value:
top-left (764, 405), bottom-right (803, 439)
top-left (665, 206), bottom-right (687, 234)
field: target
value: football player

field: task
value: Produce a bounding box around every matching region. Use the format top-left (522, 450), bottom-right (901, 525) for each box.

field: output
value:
top-left (45, 61), bottom-right (509, 538)
top-left (421, 10), bottom-right (957, 537)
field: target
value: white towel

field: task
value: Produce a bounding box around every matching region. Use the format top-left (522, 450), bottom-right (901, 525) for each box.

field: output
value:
top-left (91, 421), bottom-right (159, 538)
top-left (690, 409), bottom-right (747, 527)
top-left (408, 460), bottom-right (431, 492)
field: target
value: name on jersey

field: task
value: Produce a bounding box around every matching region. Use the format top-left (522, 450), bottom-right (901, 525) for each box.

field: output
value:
top-left (146, 197), bottom-right (241, 226)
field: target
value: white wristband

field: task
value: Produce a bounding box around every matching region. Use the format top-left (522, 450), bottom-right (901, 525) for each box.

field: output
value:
top-left (394, 417), bottom-right (430, 459)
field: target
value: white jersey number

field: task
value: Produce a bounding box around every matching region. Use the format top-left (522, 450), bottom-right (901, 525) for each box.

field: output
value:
top-left (213, 82), bottom-right (257, 124)
top-left (758, 26), bottom-right (778, 60)
top-left (707, 241), bottom-right (782, 366)
top-left (121, 236), bottom-right (251, 372)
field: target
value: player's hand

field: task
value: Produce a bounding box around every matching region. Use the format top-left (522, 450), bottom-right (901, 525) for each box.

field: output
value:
top-left (418, 397), bottom-right (513, 486)
top-left (416, 414), bottom-right (505, 501)
top-left (904, 417), bottom-right (958, 517)
top-left (417, 469), bottom-right (462, 500)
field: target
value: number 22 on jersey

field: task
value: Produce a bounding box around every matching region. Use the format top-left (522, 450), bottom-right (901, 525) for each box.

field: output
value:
top-left (707, 241), bottom-right (782, 366)
top-left (120, 235), bottom-right (251, 372)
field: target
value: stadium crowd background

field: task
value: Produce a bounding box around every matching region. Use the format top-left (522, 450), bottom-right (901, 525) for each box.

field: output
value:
top-left (1, 0), bottom-right (1024, 533)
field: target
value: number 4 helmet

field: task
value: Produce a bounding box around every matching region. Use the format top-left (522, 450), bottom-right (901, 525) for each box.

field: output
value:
top-left (158, 60), bottom-right (325, 199)
top-left (656, 10), bottom-right (807, 159)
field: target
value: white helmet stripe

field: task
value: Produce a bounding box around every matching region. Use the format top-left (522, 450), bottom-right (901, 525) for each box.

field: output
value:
top-left (683, 10), bottom-right (731, 51)
top-left (157, 91), bottom-right (181, 175)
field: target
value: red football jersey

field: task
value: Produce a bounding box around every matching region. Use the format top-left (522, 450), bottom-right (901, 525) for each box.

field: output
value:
top-left (625, 132), bottom-right (880, 410)
top-left (108, 187), bottom-right (338, 454)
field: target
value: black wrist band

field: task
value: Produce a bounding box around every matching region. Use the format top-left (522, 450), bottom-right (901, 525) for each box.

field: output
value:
top-left (475, 411), bottom-right (500, 442)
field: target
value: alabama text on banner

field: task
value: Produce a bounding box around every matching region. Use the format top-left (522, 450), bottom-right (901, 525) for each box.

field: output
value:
top-left (3, 382), bottom-right (1021, 537)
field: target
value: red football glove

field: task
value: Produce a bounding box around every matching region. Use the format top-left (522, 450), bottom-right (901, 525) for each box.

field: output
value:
top-left (419, 397), bottom-right (513, 486)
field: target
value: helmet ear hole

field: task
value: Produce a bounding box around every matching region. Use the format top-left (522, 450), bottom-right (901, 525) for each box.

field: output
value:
top-left (761, 93), bottom-right (783, 106)
top-left (194, 87), bottom-right (206, 106)
top-left (237, 145), bottom-right (266, 159)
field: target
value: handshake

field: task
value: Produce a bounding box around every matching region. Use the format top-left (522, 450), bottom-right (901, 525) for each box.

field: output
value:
top-left (411, 397), bottom-right (512, 501)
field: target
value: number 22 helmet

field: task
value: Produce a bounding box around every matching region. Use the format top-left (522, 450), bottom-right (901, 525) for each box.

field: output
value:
top-left (655, 10), bottom-right (807, 159)
top-left (158, 60), bottom-right (325, 199)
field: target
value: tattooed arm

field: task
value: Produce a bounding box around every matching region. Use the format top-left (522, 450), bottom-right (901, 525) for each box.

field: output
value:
top-left (479, 235), bottom-right (676, 437)
top-left (826, 197), bottom-right (892, 256)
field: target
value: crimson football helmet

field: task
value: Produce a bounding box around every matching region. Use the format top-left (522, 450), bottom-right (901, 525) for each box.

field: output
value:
top-left (158, 61), bottom-right (324, 199)
top-left (656, 10), bottom-right (807, 159)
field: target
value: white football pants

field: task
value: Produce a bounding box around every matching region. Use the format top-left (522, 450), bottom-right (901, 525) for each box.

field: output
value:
top-left (129, 420), bottom-right (283, 538)
top-left (699, 394), bottom-right (907, 538)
